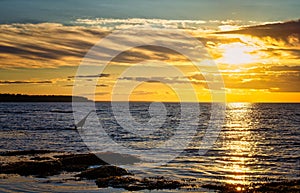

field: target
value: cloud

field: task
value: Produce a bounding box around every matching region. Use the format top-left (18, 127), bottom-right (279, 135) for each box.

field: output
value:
top-left (94, 92), bottom-right (110, 96)
top-left (0, 80), bottom-right (52, 85)
top-left (0, 22), bottom-right (208, 69)
top-left (202, 20), bottom-right (300, 67)
top-left (118, 75), bottom-right (210, 87)
top-left (109, 46), bottom-right (189, 64)
top-left (74, 18), bottom-right (262, 32)
top-left (221, 65), bottom-right (300, 92)
top-left (218, 19), bottom-right (300, 46)
top-left (68, 73), bottom-right (110, 79)
top-left (267, 65), bottom-right (300, 72)
top-left (0, 23), bottom-right (108, 68)
top-left (118, 76), bottom-right (189, 84)
top-left (80, 92), bottom-right (110, 96)
top-left (132, 90), bottom-right (157, 95)
top-left (3, 20), bottom-right (297, 69)
top-left (74, 18), bottom-right (208, 30)
top-left (96, 84), bottom-right (109, 87)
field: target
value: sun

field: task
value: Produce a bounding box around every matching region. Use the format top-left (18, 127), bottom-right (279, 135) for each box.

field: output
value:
top-left (217, 41), bottom-right (259, 65)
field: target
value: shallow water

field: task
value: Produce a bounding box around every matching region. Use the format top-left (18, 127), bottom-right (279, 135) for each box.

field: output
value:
top-left (0, 102), bottom-right (299, 192)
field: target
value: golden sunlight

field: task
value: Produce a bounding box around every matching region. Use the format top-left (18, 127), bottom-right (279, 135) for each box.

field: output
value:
top-left (217, 42), bottom-right (259, 65)
top-left (222, 103), bottom-right (254, 185)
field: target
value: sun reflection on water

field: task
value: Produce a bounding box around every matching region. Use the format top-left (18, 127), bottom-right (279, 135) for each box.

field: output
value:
top-left (222, 102), bottom-right (255, 185)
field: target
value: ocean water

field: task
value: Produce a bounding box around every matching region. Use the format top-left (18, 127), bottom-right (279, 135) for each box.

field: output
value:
top-left (0, 102), bottom-right (299, 192)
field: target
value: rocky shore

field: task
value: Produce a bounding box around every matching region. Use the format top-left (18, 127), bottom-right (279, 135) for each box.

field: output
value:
top-left (0, 150), bottom-right (299, 192)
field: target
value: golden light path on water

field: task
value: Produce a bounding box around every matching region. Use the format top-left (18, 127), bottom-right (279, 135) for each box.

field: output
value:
top-left (184, 103), bottom-right (272, 187)
top-left (222, 102), bottom-right (254, 185)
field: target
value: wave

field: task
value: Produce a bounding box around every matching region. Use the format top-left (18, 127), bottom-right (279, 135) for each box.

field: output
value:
top-left (49, 110), bottom-right (73, 113)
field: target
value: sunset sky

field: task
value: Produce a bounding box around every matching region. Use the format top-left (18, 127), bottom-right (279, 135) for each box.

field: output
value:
top-left (0, 0), bottom-right (299, 102)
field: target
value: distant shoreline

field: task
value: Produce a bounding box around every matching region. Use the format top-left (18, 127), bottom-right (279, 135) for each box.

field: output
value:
top-left (0, 94), bottom-right (91, 102)
top-left (0, 94), bottom-right (299, 103)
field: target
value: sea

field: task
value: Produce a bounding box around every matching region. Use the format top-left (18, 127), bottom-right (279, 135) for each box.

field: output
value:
top-left (0, 102), bottom-right (299, 192)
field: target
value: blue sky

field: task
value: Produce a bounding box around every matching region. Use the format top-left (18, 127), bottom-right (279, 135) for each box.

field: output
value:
top-left (0, 0), bottom-right (299, 24)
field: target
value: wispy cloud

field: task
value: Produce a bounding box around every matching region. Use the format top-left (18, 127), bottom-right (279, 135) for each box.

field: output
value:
top-left (0, 80), bottom-right (52, 85)
top-left (75, 18), bottom-right (208, 30)
top-left (68, 73), bottom-right (110, 79)
top-left (0, 22), bottom-right (206, 68)
top-left (0, 23), bottom-right (108, 68)
top-left (221, 66), bottom-right (300, 92)
top-left (74, 18), bottom-right (264, 32)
